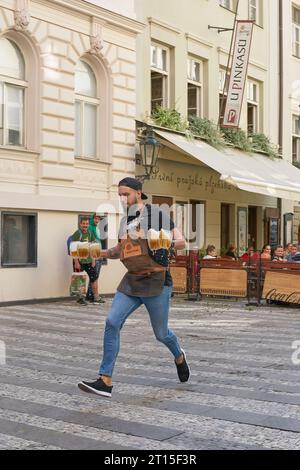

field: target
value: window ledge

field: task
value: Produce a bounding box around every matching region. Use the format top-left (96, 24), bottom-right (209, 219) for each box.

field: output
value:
top-left (1, 264), bottom-right (38, 269)
top-left (0, 146), bottom-right (38, 156)
top-left (75, 156), bottom-right (111, 165)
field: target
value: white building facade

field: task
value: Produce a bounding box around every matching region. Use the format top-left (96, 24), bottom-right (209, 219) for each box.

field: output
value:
top-left (0, 0), bottom-right (143, 302)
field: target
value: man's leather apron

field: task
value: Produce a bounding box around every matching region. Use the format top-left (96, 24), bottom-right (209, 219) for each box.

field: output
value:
top-left (117, 226), bottom-right (167, 298)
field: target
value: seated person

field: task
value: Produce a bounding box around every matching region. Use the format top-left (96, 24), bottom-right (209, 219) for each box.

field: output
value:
top-left (291, 245), bottom-right (300, 262)
top-left (272, 245), bottom-right (287, 262)
top-left (261, 244), bottom-right (271, 260)
top-left (283, 243), bottom-right (293, 259)
top-left (286, 244), bottom-right (297, 262)
top-left (225, 244), bottom-right (238, 260)
top-left (240, 246), bottom-right (255, 260)
top-left (203, 244), bottom-right (217, 259)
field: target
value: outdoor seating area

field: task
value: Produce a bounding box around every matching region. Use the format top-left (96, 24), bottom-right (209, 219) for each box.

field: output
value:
top-left (170, 252), bottom-right (300, 305)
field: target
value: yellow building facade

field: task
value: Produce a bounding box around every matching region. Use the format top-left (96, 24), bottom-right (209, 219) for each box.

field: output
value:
top-left (135, 0), bottom-right (300, 255)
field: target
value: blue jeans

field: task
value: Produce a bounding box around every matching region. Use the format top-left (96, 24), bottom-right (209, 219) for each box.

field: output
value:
top-left (99, 286), bottom-right (182, 377)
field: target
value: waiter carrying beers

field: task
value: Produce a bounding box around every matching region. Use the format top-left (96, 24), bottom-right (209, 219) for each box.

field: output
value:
top-left (78, 177), bottom-right (190, 398)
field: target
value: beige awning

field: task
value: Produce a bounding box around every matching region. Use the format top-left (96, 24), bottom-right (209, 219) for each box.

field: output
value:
top-left (155, 129), bottom-right (300, 201)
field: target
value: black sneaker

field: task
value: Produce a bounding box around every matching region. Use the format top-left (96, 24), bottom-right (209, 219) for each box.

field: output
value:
top-left (78, 378), bottom-right (112, 398)
top-left (93, 296), bottom-right (106, 304)
top-left (76, 298), bottom-right (88, 305)
top-left (175, 349), bottom-right (190, 383)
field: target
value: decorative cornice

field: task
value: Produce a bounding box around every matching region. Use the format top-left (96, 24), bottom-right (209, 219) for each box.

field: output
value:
top-left (30, 0), bottom-right (145, 35)
top-left (148, 17), bottom-right (180, 35)
top-left (217, 46), bottom-right (267, 72)
top-left (185, 33), bottom-right (214, 49)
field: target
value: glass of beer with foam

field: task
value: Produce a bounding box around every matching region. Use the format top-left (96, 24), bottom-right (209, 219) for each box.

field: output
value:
top-left (160, 229), bottom-right (172, 249)
top-left (77, 242), bottom-right (90, 259)
top-left (89, 242), bottom-right (102, 259)
top-left (147, 229), bottom-right (160, 251)
top-left (70, 241), bottom-right (78, 258)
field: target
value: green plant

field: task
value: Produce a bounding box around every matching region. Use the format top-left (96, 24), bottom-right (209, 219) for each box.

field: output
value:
top-left (220, 246), bottom-right (228, 256)
top-left (151, 107), bottom-right (188, 132)
top-left (250, 133), bottom-right (279, 158)
top-left (189, 116), bottom-right (224, 148)
top-left (198, 247), bottom-right (206, 258)
top-left (222, 128), bottom-right (252, 152)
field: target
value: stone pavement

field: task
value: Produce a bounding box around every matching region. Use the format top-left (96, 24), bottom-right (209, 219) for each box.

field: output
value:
top-left (0, 297), bottom-right (300, 450)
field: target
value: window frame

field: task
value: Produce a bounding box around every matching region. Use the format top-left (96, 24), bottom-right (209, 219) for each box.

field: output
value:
top-left (150, 42), bottom-right (169, 112)
top-left (249, 0), bottom-right (262, 26)
top-left (219, 0), bottom-right (237, 13)
top-left (187, 57), bottom-right (203, 118)
top-left (75, 60), bottom-right (100, 160)
top-left (247, 80), bottom-right (259, 135)
top-left (292, 115), bottom-right (300, 163)
top-left (219, 69), bottom-right (229, 121)
top-left (0, 39), bottom-right (27, 148)
top-left (293, 22), bottom-right (300, 58)
top-left (1, 211), bottom-right (38, 268)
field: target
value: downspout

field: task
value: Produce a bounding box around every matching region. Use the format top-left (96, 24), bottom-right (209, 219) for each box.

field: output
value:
top-left (278, 0), bottom-right (283, 242)
top-left (278, 0), bottom-right (283, 153)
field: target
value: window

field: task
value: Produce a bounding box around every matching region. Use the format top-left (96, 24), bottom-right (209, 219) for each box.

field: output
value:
top-left (175, 200), bottom-right (205, 249)
top-left (187, 58), bottom-right (202, 118)
top-left (293, 7), bottom-right (300, 58)
top-left (151, 44), bottom-right (169, 112)
top-left (219, 0), bottom-right (232, 9)
top-left (75, 59), bottom-right (99, 159)
top-left (219, 0), bottom-right (237, 11)
top-left (247, 80), bottom-right (259, 134)
top-left (292, 115), bottom-right (300, 163)
top-left (1, 213), bottom-right (37, 267)
top-left (249, 0), bottom-right (262, 25)
top-left (0, 38), bottom-right (26, 147)
top-left (219, 69), bottom-right (229, 120)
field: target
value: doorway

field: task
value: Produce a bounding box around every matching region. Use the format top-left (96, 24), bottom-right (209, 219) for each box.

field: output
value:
top-left (248, 206), bottom-right (257, 249)
top-left (221, 203), bottom-right (235, 252)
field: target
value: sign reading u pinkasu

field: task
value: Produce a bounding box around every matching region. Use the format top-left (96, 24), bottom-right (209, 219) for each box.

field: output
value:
top-left (222, 21), bottom-right (254, 128)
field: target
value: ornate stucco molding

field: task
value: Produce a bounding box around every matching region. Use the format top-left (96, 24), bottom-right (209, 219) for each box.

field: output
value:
top-left (89, 19), bottom-right (104, 56)
top-left (14, 0), bottom-right (30, 31)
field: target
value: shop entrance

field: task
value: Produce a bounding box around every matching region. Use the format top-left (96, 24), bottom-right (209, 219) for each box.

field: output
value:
top-left (248, 206), bottom-right (258, 250)
top-left (221, 203), bottom-right (234, 252)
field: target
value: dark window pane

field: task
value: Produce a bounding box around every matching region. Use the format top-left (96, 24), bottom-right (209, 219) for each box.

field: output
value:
top-left (187, 83), bottom-right (198, 117)
top-left (2, 214), bottom-right (37, 266)
top-left (151, 71), bottom-right (164, 112)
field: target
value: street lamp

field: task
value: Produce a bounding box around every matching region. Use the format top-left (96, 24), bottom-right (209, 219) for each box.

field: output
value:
top-left (137, 127), bottom-right (161, 180)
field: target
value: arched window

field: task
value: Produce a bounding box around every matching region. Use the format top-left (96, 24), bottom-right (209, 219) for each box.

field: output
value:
top-left (75, 59), bottom-right (100, 159)
top-left (0, 38), bottom-right (26, 146)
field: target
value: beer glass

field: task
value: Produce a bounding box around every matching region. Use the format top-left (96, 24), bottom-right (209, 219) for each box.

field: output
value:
top-left (77, 242), bottom-right (89, 259)
top-left (90, 242), bottom-right (102, 259)
top-left (70, 241), bottom-right (78, 258)
top-left (160, 229), bottom-right (172, 249)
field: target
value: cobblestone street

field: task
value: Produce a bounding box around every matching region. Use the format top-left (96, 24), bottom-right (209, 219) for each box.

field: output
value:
top-left (0, 297), bottom-right (300, 450)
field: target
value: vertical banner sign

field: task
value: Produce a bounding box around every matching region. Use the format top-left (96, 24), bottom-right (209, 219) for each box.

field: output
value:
top-left (222, 21), bottom-right (254, 128)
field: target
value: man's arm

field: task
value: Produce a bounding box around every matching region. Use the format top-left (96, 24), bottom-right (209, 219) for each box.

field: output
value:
top-left (171, 227), bottom-right (186, 251)
top-left (102, 243), bottom-right (122, 259)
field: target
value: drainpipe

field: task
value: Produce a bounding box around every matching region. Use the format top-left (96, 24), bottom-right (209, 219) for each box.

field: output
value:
top-left (278, 0), bottom-right (283, 242)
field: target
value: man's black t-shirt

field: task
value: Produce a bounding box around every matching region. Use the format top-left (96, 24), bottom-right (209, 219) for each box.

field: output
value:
top-left (119, 204), bottom-right (175, 286)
